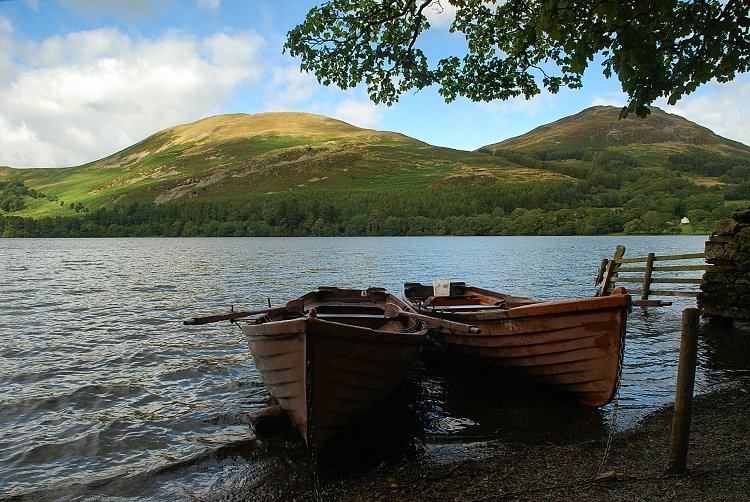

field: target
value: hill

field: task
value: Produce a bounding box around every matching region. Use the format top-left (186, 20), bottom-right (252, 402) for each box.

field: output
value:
top-left (481, 105), bottom-right (750, 161)
top-left (0, 112), bottom-right (561, 219)
top-left (1, 107), bottom-right (748, 237)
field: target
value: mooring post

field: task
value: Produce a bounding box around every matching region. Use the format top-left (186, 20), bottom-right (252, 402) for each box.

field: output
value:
top-left (594, 258), bottom-right (609, 288)
top-left (641, 252), bottom-right (655, 301)
top-left (598, 245), bottom-right (626, 296)
top-left (665, 308), bottom-right (700, 476)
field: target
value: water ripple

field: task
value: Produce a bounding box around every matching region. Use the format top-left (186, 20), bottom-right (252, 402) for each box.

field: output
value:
top-left (1, 235), bottom-right (745, 499)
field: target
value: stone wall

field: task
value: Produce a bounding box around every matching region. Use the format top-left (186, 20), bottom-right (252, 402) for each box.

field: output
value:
top-left (699, 206), bottom-right (750, 322)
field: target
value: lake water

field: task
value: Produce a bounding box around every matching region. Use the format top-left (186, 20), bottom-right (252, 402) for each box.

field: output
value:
top-left (1, 235), bottom-right (747, 500)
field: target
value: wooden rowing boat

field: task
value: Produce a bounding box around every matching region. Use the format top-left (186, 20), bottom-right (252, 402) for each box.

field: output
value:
top-left (403, 281), bottom-right (631, 407)
top-left (239, 287), bottom-right (428, 454)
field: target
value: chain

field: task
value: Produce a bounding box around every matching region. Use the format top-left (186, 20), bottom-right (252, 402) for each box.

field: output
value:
top-left (597, 386), bottom-right (621, 477)
top-left (596, 322), bottom-right (627, 477)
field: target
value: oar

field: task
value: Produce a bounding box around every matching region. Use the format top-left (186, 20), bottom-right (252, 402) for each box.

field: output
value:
top-left (183, 307), bottom-right (279, 326)
top-left (406, 310), bottom-right (482, 334)
top-left (385, 304), bottom-right (481, 334)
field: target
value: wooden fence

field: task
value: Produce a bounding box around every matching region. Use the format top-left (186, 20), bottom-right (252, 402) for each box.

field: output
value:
top-left (595, 245), bottom-right (711, 306)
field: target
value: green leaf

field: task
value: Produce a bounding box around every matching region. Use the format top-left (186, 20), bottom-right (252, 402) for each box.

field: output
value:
top-left (285, 0), bottom-right (749, 109)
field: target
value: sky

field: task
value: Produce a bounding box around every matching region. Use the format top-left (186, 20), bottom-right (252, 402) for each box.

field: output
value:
top-left (1, 0), bottom-right (748, 168)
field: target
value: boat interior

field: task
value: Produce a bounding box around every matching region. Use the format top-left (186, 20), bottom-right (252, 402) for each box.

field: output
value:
top-left (311, 304), bottom-right (389, 329)
top-left (404, 282), bottom-right (536, 312)
top-left (307, 303), bottom-right (422, 332)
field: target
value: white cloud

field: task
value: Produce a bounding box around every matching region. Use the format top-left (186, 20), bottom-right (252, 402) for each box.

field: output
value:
top-left (263, 66), bottom-right (319, 110)
top-left (30, 28), bottom-right (133, 66)
top-left (477, 87), bottom-right (563, 118)
top-left (589, 92), bottom-right (629, 108)
top-left (332, 99), bottom-right (384, 129)
top-left (424, 1), bottom-right (457, 28)
top-left (657, 76), bottom-right (750, 146)
top-left (260, 65), bottom-right (385, 130)
top-left (203, 31), bottom-right (265, 86)
top-left (0, 26), bottom-right (266, 167)
top-left (589, 75), bottom-right (750, 147)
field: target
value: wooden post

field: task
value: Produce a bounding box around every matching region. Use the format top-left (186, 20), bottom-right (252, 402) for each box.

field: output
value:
top-left (594, 258), bottom-right (609, 287)
top-left (641, 252), bottom-right (655, 301)
top-left (598, 245), bottom-right (625, 296)
top-left (665, 308), bottom-right (700, 476)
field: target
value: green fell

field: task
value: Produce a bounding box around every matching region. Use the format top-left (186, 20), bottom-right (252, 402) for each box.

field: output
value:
top-left (1, 112), bottom-right (558, 216)
top-left (1, 107), bottom-right (748, 236)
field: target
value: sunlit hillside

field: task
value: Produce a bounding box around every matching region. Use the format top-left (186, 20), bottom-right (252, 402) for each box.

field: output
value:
top-left (0, 112), bottom-right (564, 218)
top-left (1, 107), bottom-right (748, 237)
top-left (481, 105), bottom-right (750, 165)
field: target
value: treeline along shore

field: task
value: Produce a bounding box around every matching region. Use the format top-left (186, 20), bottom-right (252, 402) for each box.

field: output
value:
top-left (0, 185), bottom-right (726, 238)
top-left (0, 177), bottom-right (743, 238)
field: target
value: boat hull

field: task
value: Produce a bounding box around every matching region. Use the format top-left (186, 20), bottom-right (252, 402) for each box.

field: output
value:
top-left (241, 288), bottom-right (426, 452)
top-left (404, 283), bottom-right (630, 407)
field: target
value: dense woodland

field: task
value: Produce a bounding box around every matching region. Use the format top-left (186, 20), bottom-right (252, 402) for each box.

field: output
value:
top-left (0, 155), bottom-right (739, 237)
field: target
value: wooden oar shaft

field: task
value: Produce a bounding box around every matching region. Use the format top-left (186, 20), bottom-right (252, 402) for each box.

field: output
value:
top-left (400, 310), bottom-right (481, 334)
top-left (184, 307), bottom-right (277, 325)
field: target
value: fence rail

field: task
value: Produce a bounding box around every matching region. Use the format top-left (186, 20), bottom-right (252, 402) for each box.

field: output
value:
top-left (595, 246), bottom-right (710, 306)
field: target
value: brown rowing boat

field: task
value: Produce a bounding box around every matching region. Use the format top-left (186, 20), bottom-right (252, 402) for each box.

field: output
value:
top-left (239, 287), bottom-right (428, 453)
top-left (403, 281), bottom-right (631, 407)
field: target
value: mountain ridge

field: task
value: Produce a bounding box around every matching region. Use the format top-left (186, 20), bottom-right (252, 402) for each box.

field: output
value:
top-left (3, 110), bottom-right (551, 216)
top-left (1, 106), bottom-right (748, 237)
top-left (480, 106), bottom-right (750, 163)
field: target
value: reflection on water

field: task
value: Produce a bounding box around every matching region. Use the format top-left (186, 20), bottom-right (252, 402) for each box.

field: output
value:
top-left (701, 321), bottom-right (750, 381)
top-left (1, 235), bottom-right (746, 500)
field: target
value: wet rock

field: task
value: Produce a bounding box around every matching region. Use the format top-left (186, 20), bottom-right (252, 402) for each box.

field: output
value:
top-left (248, 405), bottom-right (292, 435)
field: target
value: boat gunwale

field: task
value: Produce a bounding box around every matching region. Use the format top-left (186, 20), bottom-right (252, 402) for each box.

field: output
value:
top-left (243, 315), bottom-right (428, 343)
top-left (404, 283), bottom-right (632, 321)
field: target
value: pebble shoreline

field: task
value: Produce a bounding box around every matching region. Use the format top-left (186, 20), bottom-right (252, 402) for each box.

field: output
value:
top-left (256, 384), bottom-right (749, 501)
top-left (342, 385), bottom-right (748, 501)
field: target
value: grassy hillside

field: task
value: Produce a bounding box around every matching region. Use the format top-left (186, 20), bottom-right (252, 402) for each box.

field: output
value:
top-left (1, 107), bottom-right (748, 237)
top-left (0, 112), bottom-right (564, 218)
top-left (479, 105), bottom-right (750, 223)
top-left (480, 105), bottom-right (750, 170)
